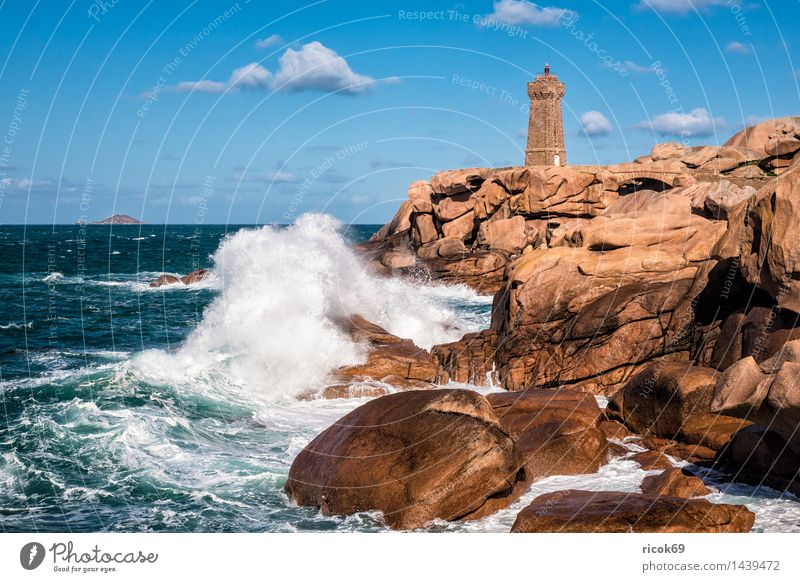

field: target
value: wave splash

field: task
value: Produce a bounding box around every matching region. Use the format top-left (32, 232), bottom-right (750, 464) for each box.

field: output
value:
top-left (133, 214), bottom-right (479, 399)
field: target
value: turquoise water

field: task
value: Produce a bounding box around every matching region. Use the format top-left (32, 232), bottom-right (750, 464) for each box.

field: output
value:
top-left (0, 218), bottom-right (493, 532)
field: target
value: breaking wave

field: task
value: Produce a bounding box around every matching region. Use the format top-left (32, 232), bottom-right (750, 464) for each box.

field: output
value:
top-left (132, 214), bottom-right (483, 399)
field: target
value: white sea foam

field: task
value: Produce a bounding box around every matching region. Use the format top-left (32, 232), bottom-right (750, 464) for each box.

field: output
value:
top-left (0, 321), bottom-right (32, 330)
top-left (43, 272), bottom-right (63, 283)
top-left (132, 214), bottom-right (481, 399)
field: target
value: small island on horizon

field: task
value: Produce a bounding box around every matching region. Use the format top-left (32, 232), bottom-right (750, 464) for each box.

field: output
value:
top-left (89, 214), bottom-right (143, 225)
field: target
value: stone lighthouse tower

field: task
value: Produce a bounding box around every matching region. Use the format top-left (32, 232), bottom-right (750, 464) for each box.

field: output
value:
top-left (525, 64), bottom-right (566, 166)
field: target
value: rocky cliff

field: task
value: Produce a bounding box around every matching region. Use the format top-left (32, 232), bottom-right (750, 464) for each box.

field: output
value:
top-left (286, 116), bottom-right (800, 529)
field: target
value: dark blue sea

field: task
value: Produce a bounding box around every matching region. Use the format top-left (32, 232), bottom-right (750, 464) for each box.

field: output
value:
top-left (1, 215), bottom-right (797, 532)
top-left (0, 215), bottom-right (498, 532)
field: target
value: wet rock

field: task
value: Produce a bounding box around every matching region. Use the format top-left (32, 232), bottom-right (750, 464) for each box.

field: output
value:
top-left (717, 425), bottom-right (800, 496)
top-left (664, 443), bottom-right (717, 464)
top-left (677, 413), bottom-right (753, 451)
top-left (328, 315), bottom-right (437, 393)
top-left (511, 490), bottom-right (754, 532)
top-left (640, 467), bottom-right (710, 498)
top-left (631, 450), bottom-right (674, 470)
top-left (599, 420), bottom-right (630, 441)
top-left (149, 274), bottom-right (181, 287)
top-left (431, 329), bottom-right (497, 386)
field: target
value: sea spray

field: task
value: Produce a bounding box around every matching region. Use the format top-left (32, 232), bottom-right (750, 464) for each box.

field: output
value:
top-left (133, 214), bottom-right (474, 398)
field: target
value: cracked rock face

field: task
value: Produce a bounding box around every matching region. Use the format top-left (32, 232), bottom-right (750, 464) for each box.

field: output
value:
top-left (490, 205), bottom-right (728, 392)
top-left (284, 389), bottom-right (524, 530)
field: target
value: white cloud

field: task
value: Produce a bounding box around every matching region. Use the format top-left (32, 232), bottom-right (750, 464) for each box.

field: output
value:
top-left (636, 0), bottom-right (727, 14)
top-left (637, 107), bottom-right (724, 137)
top-left (176, 80), bottom-right (227, 93)
top-left (369, 157), bottom-right (412, 168)
top-left (228, 63), bottom-right (272, 89)
top-left (237, 171), bottom-right (299, 184)
top-left (271, 41), bottom-right (374, 94)
top-left (0, 176), bottom-right (77, 196)
top-left (483, 0), bottom-right (571, 26)
top-left (255, 34), bottom-right (282, 49)
top-left (623, 60), bottom-right (655, 74)
top-left (177, 42), bottom-right (375, 95)
top-left (580, 111), bottom-right (613, 136)
top-left (725, 41), bottom-right (750, 54)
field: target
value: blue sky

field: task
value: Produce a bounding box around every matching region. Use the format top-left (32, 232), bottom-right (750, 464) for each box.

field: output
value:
top-left (0, 0), bottom-right (798, 224)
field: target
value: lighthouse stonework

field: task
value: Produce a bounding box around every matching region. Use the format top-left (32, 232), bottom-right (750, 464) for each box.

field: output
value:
top-left (525, 64), bottom-right (567, 167)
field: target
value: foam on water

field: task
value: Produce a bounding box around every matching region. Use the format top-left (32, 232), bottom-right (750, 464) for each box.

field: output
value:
top-left (0, 321), bottom-right (33, 329)
top-left (132, 214), bottom-right (483, 399)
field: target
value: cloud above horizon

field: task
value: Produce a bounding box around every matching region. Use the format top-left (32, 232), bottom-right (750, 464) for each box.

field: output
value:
top-left (623, 60), bottom-right (655, 74)
top-left (177, 41), bottom-right (376, 95)
top-left (579, 111), bottom-right (613, 136)
top-left (637, 107), bottom-right (724, 137)
top-left (235, 170), bottom-right (299, 184)
top-left (483, 0), bottom-right (571, 26)
top-left (272, 41), bottom-right (374, 93)
top-left (255, 34), bottom-right (282, 48)
top-left (725, 41), bottom-right (750, 54)
top-left (635, 0), bottom-right (727, 14)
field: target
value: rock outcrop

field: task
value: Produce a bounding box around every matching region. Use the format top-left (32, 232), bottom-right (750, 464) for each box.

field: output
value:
top-left (286, 386), bottom-right (616, 529)
top-left (284, 389), bottom-right (525, 529)
top-left (724, 116), bottom-right (800, 160)
top-left (321, 315), bottom-right (438, 399)
top-left (510, 490), bottom-right (754, 533)
top-left (149, 274), bottom-right (180, 287)
top-left (149, 269), bottom-right (210, 288)
top-left (486, 388), bottom-right (608, 485)
top-left (293, 117), bottom-right (800, 528)
top-left (364, 136), bottom-right (791, 392)
top-left (612, 361), bottom-right (753, 456)
top-left (640, 468), bottom-right (710, 498)
top-left (710, 339), bottom-right (800, 494)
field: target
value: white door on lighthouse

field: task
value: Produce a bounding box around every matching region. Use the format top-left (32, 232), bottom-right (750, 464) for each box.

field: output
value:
top-left (553, 154), bottom-right (561, 166)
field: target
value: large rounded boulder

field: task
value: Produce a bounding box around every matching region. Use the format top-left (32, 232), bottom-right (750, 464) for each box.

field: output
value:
top-left (284, 389), bottom-right (524, 530)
